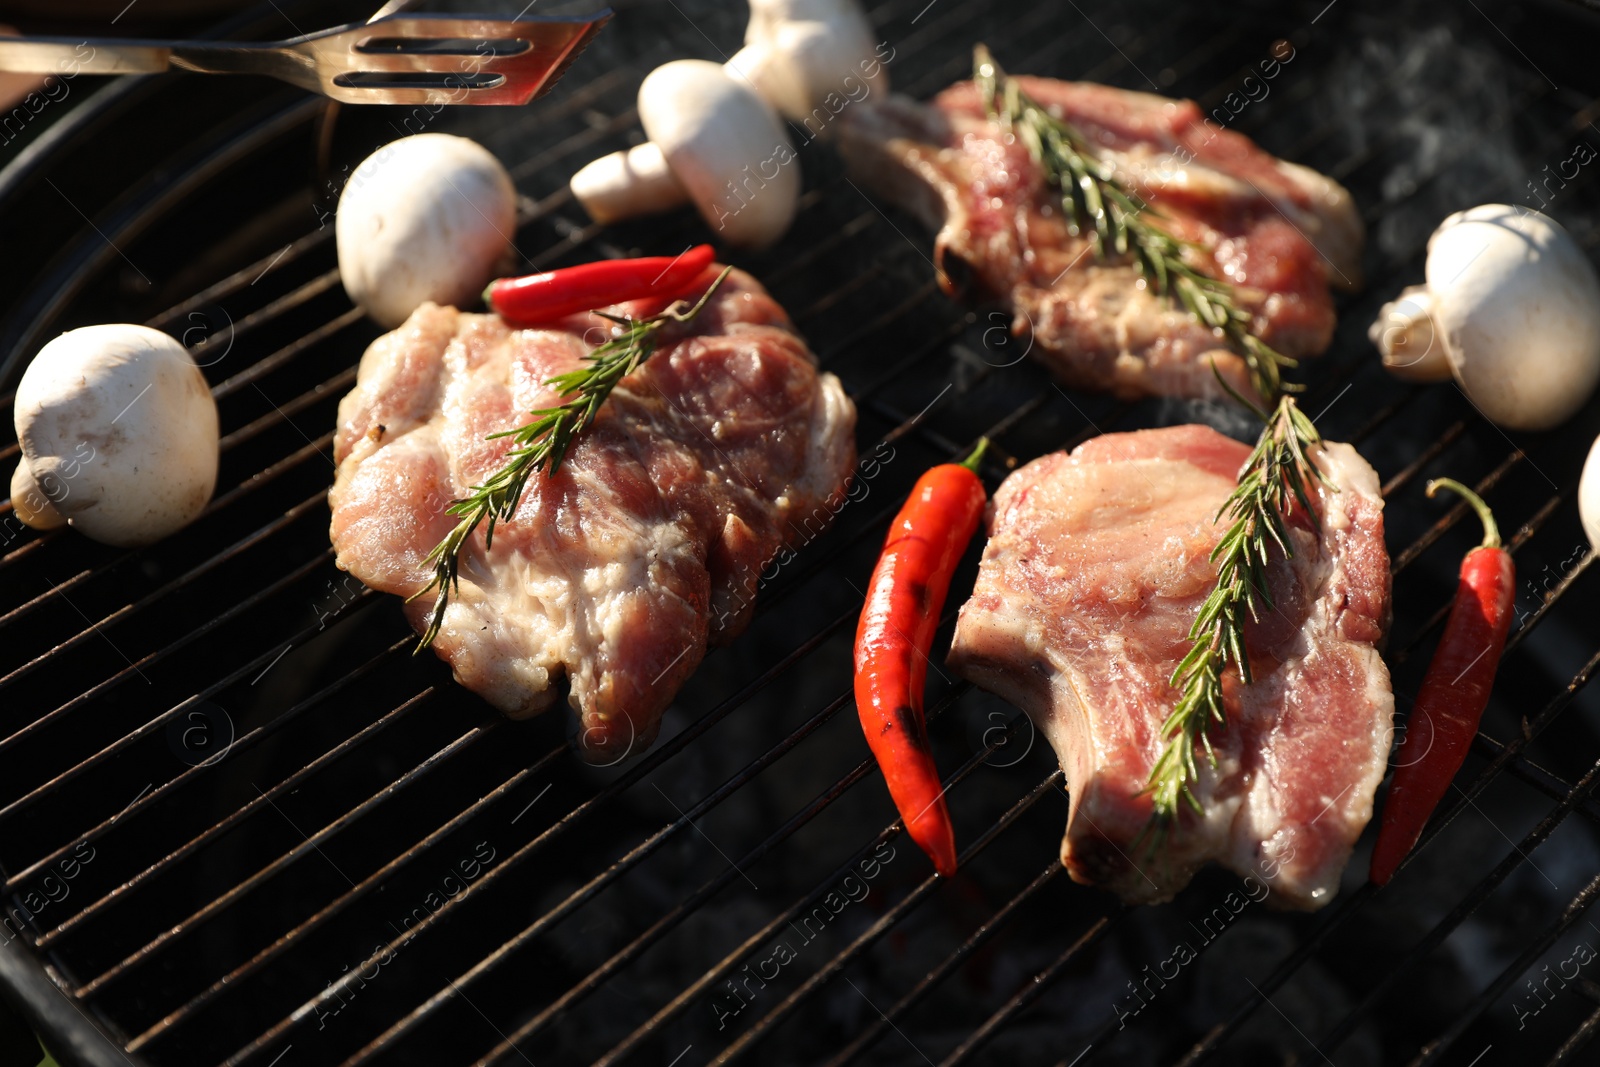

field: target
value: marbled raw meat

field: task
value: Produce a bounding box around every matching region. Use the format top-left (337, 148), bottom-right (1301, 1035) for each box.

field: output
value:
top-left (947, 425), bottom-right (1392, 908)
top-left (840, 77), bottom-right (1364, 400)
top-left (330, 268), bottom-right (856, 762)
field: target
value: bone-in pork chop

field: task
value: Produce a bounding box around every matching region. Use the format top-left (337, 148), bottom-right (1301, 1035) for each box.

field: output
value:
top-left (329, 268), bottom-right (856, 762)
top-left (840, 77), bottom-right (1364, 401)
top-left (947, 426), bottom-right (1391, 908)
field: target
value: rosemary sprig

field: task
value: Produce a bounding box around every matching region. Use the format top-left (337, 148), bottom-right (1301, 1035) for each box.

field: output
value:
top-left (973, 44), bottom-right (1295, 401)
top-left (407, 266), bottom-right (734, 651)
top-left (1144, 389), bottom-right (1327, 825)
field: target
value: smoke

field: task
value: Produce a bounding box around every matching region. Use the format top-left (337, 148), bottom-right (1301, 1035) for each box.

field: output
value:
top-left (1320, 15), bottom-right (1529, 260)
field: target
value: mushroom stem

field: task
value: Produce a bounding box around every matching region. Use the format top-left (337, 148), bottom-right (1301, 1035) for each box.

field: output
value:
top-left (570, 142), bottom-right (690, 225)
top-left (1371, 285), bottom-right (1452, 383)
top-left (9, 460), bottom-right (65, 531)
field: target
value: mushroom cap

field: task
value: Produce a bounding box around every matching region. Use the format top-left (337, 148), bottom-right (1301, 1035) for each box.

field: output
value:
top-left (1426, 204), bottom-right (1600, 431)
top-left (1583, 434), bottom-right (1600, 552)
top-left (638, 59), bottom-right (800, 248)
top-left (337, 133), bottom-right (517, 329)
top-left (15, 324), bottom-right (218, 547)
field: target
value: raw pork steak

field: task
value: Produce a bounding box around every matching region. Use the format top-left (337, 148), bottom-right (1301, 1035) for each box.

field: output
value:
top-left (330, 268), bottom-right (856, 762)
top-left (947, 426), bottom-right (1392, 908)
top-left (840, 77), bottom-right (1364, 400)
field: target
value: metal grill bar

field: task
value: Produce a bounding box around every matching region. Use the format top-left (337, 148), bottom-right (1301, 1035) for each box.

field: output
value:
top-left (2, 2), bottom-right (1596, 1064)
top-left (208, 304), bottom-right (361, 401)
top-left (1319, 755), bottom-right (1600, 1055)
top-left (127, 721), bottom-right (570, 1052)
top-left (2, 96), bottom-right (325, 375)
top-left (145, 227), bottom-right (335, 336)
top-left (1389, 450), bottom-right (1525, 575)
top-left (0, 548), bottom-right (343, 786)
top-left (0, 487), bottom-right (332, 753)
top-left (589, 787), bottom-right (912, 1067)
top-left (225, 606), bottom-right (864, 1063)
top-left (76, 693), bottom-right (485, 1001)
top-left (220, 381), bottom-right (351, 456)
top-left (1173, 885), bottom-right (1371, 1066)
top-left (704, 764), bottom-right (1062, 1067)
top-left (942, 910), bottom-right (1124, 1066)
top-left (348, 676), bottom-right (873, 1063)
top-left (1379, 420), bottom-right (1467, 496)
top-left (1505, 553), bottom-right (1598, 655)
top-left (1409, 867), bottom-right (1600, 1065)
top-left (1548, 1003), bottom-right (1600, 1066)
top-left (35, 636), bottom-right (414, 948)
top-left (1473, 733), bottom-right (1600, 826)
top-left (0, 579), bottom-right (376, 850)
top-left (821, 859), bottom-right (1064, 1067)
top-left (1180, 641), bottom-right (1600, 1063)
top-left (0, 428), bottom-right (334, 634)
top-left (1390, 492), bottom-right (1567, 664)
top-left (0, 525), bottom-right (53, 571)
top-left (0, 567), bottom-right (93, 629)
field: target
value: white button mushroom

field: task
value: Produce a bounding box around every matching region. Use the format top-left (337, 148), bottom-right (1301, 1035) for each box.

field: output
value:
top-left (570, 0), bottom-right (884, 248)
top-left (1372, 204), bottom-right (1600, 431)
top-left (570, 60), bottom-right (800, 248)
top-left (728, 0), bottom-right (890, 123)
top-left (13, 324), bottom-right (219, 547)
top-left (337, 133), bottom-right (517, 329)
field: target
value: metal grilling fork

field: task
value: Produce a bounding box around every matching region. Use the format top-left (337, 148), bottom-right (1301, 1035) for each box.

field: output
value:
top-left (0, 12), bottom-right (612, 106)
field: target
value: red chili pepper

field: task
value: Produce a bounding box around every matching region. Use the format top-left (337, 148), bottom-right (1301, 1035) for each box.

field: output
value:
top-left (485, 244), bottom-right (717, 325)
top-left (1369, 478), bottom-right (1515, 886)
top-left (853, 440), bottom-right (989, 877)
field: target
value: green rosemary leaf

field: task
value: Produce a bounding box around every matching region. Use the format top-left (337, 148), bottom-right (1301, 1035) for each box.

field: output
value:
top-left (1138, 392), bottom-right (1329, 829)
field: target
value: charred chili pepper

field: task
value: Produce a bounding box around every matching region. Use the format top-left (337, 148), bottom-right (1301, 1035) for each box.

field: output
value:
top-left (485, 244), bottom-right (716, 325)
top-left (853, 440), bottom-right (989, 877)
top-left (1369, 478), bottom-right (1515, 886)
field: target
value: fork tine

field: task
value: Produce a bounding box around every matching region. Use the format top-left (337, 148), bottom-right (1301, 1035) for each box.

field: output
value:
top-left (320, 81), bottom-right (511, 107)
top-left (351, 17), bottom-right (541, 37)
top-left (339, 53), bottom-right (501, 75)
top-left (331, 16), bottom-right (596, 47)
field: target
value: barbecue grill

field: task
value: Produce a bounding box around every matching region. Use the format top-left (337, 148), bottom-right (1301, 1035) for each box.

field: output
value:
top-left (3, 0), bottom-right (1600, 1063)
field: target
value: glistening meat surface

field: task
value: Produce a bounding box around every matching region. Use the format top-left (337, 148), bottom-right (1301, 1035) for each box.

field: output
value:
top-left (329, 269), bottom-right (856, 762)
top-left (947, 426), bottom-right (1392, 908)
top-left (840, 77), bottom-right (1364, 400)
